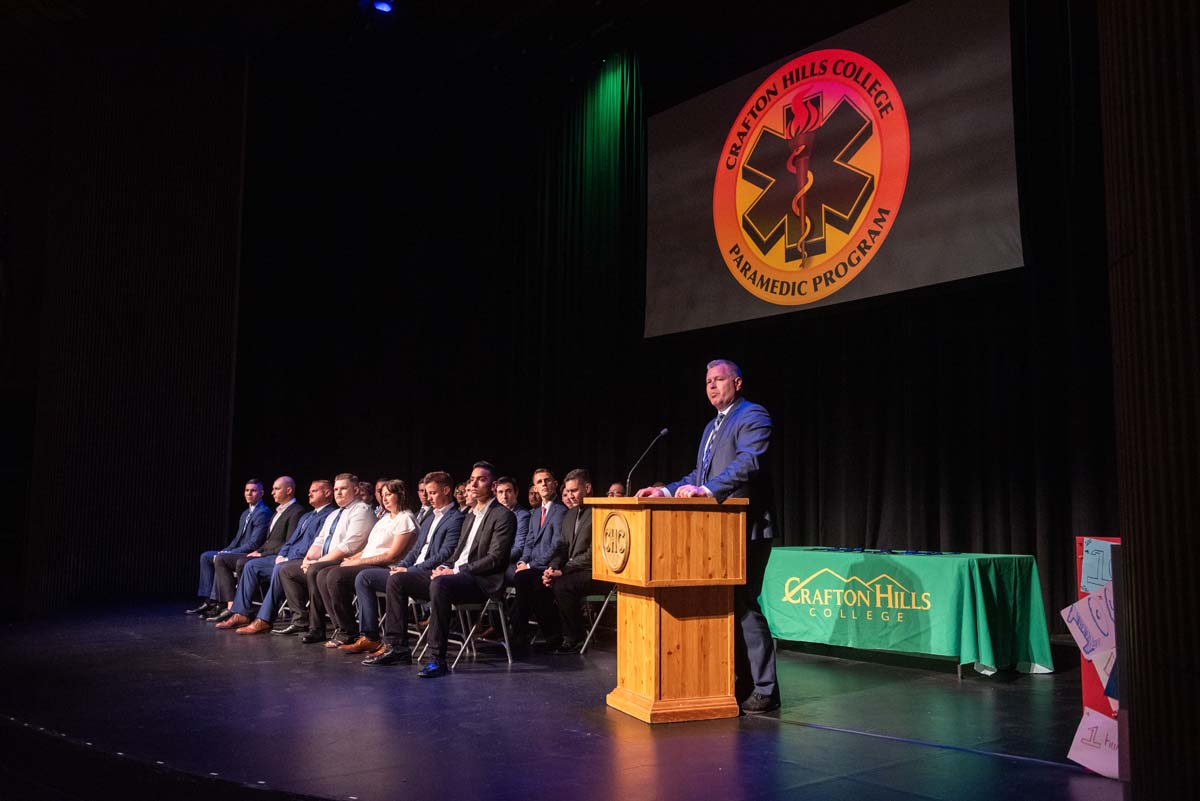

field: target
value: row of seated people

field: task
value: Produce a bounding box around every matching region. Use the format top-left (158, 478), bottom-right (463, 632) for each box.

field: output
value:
top-left (186, 463), bottom-right (611, 677)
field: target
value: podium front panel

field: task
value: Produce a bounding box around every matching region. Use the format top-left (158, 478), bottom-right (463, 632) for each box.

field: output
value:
top-left (588, 498), bottom-right (747, 588)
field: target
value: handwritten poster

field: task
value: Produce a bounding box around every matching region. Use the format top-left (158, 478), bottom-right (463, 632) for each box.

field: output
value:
top-left (1068, 707), bottom-right (1120, 779)
top-left (1061, 581), bottom-right (1116, 660)
top-left (1091, 649), bottom-right (1119, 712)
top-left (1081, 538), bottom-right (1114, 593)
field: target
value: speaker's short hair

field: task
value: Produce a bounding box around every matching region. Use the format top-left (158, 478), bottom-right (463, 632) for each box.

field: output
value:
top-left (706, 358), bottom-right (742, 378)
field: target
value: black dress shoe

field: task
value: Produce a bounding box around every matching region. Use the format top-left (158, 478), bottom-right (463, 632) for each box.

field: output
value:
top-left (417, 658), bottom-right (449, 678)
top-left (740, 692), bottom-right (781, 715)
top-left (271, 624), bottom-right (308, 636)
top-left (206, 608), bottom-right (234, 623)
top-left (299, 630), bottom-right (328, 644)
top-left (186, 601), bottom-right (215, 615)
top-left (552, 640), bottom-right (582, 655)
top-left (362, 645), bottom-right (412, 666)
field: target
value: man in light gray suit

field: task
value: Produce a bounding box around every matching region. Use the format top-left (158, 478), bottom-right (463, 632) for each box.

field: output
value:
top-left (636, 358), bottom-right (779, 714)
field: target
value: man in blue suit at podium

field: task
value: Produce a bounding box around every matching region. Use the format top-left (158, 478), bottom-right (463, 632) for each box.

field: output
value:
top-left (636, 358), bottom-right (780, 714)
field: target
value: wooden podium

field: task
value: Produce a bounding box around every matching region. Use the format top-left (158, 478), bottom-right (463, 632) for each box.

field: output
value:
top-left (586, 496), bottom-right (748, 723)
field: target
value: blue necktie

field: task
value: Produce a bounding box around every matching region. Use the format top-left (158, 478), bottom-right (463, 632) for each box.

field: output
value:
top-left (234, 512), bottom-right (250, 546)
top-left (322, 509), bottom-right (344, 556)
top-left (700, 412), bottom-right (726, 484)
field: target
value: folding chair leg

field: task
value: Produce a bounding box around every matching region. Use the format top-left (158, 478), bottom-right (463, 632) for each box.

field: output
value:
top-left (496, 601), bottom-right (513, 665)
top-left (414, 626), bottom-right (429, 659)
top-left (580, 587), bottom-right (615, 656)
top-left (453, 600), bottom-right (489, 669)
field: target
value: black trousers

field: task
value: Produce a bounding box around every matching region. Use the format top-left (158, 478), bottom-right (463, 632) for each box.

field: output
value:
top-left (276, 559), bottom-right (342, 630)
top-left (551, 572), bottom-right (610, 644)
top-left (510, 566), bottom-right (560, 641)
top-left (319, 563), bottom-right (378, 636)
top-left (212, 553), bottom-right (249, 604)
top-left (734, 538), bottom-right (778, 701)
top-left (384, 570), bottom-right (433, 648)
top-left (426, 572), bottom-right (489, 661)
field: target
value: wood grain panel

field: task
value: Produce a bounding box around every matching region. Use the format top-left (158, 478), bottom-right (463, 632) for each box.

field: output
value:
top-left (648, 507), bottom-right (745, 585)
top-left (657, 586), bottom-right (734, 701)
top-left (613, 586), bottom-right (658, 700)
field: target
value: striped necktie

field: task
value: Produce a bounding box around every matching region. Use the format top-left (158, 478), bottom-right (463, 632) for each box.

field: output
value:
top-left (699, 412), bottom-right (726, 484)
top-left (321, 508), bottom-right (344, 556)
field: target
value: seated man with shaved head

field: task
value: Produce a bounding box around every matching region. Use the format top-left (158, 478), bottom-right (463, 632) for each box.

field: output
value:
top-left (208, 476), bottom-right (306, 623)
top-left (216, 480), bottom-right (335, 633)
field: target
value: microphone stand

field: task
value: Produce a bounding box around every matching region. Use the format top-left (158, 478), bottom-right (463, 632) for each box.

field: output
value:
top-left (627, 428), bottom-right (668, 498)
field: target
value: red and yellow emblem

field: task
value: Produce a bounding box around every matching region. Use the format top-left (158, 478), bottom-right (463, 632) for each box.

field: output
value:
top-left (713, 49), bottom-right (909, 304)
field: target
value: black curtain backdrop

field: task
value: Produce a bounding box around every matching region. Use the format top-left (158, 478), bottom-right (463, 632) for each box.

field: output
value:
top-left (4, 32), bottom-right (247, 616)
top-left (6, 2), bottom-right (1112, 629)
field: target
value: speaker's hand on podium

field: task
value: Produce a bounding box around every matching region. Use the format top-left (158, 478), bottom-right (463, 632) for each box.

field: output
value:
top-left (675, 485), bottom-right (710, 498)
top-left (635, 486), bottom-right (666, 498)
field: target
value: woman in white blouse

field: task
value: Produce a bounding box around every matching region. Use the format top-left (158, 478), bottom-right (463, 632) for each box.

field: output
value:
top-left (317, 479), bottom-right (418, 647)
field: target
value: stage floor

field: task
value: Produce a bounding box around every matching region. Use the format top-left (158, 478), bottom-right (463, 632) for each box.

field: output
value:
top-left (0, 603), bottom-right (1123, 801)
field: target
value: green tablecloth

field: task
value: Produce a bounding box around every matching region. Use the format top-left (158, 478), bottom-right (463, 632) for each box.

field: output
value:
top-left (760, 547), bottom-right (1054, 674)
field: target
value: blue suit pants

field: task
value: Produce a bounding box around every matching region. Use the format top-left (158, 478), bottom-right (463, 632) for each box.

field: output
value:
top-left (229, 555), bottom-right (278, 617)
top-left (196, 550), bottom-right (222, 598)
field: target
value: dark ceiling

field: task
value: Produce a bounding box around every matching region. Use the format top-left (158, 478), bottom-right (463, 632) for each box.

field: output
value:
top-left (3, 0), bottom-right (912, 113)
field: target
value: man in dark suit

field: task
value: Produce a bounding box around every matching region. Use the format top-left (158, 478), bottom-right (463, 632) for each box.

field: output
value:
top-left (509, 467), bottom-right (566, 643)
top-left (636, 359), bottom-right (780, 714)
top-left (414, 479), bottom-right (432, 526)
top-left (187, 479), bottom-right (271, 617)
top-left (216, 480), bottom-right (334, 633)
top-left (350, 471), bottom-right (465, 656)
top-left (364, 461), bottom-right (514, 677)
top-left (208, 476), bottom-right (306, 623)
top-left (541, 468), bottom-right (608, 653)
top-left (495, 476), bottom-right (530, 566)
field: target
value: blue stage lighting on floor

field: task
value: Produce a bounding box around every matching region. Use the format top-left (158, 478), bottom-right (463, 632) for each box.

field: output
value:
top-left (373, 1), bottom-right (393, 11)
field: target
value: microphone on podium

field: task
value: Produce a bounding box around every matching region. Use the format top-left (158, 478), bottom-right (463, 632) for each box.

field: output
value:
top-left (627, 427), bottom-right (668, 498)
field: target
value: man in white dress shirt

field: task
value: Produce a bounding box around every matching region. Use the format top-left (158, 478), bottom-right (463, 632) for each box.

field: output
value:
top-left (274, 473), bottom-right (374, 641)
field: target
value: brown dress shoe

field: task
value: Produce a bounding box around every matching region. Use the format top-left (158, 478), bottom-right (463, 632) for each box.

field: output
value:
top-left (216, 613), bottom-right (252, 630)
top-left (236, 619), bottom-right (271, 635)
top-left (339, 636), bottom-right (383, 654)
top-left (366, 644), bottom-right (388, 658)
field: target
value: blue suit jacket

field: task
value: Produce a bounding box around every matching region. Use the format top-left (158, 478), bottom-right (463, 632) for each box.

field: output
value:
top-left (668, 397), bottom-right (775, 541)
top-left (224, 501), bottom-right (272, 554)
top-left (509, 506), bottom-right (531, 562)
top-left (399, 506), bottom-right (465, 571)
top-left (279, 505), bottom-right (336, 561)
top-left (520, 500), bottom-right (567, 567)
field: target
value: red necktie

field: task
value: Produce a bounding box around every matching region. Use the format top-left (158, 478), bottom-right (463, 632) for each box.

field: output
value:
top-left (540, 506), bottom-right (547, 527)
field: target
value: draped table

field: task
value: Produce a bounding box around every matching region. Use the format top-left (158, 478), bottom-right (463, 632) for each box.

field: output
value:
top-left (760, 547), bottom-right (1054, 675)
